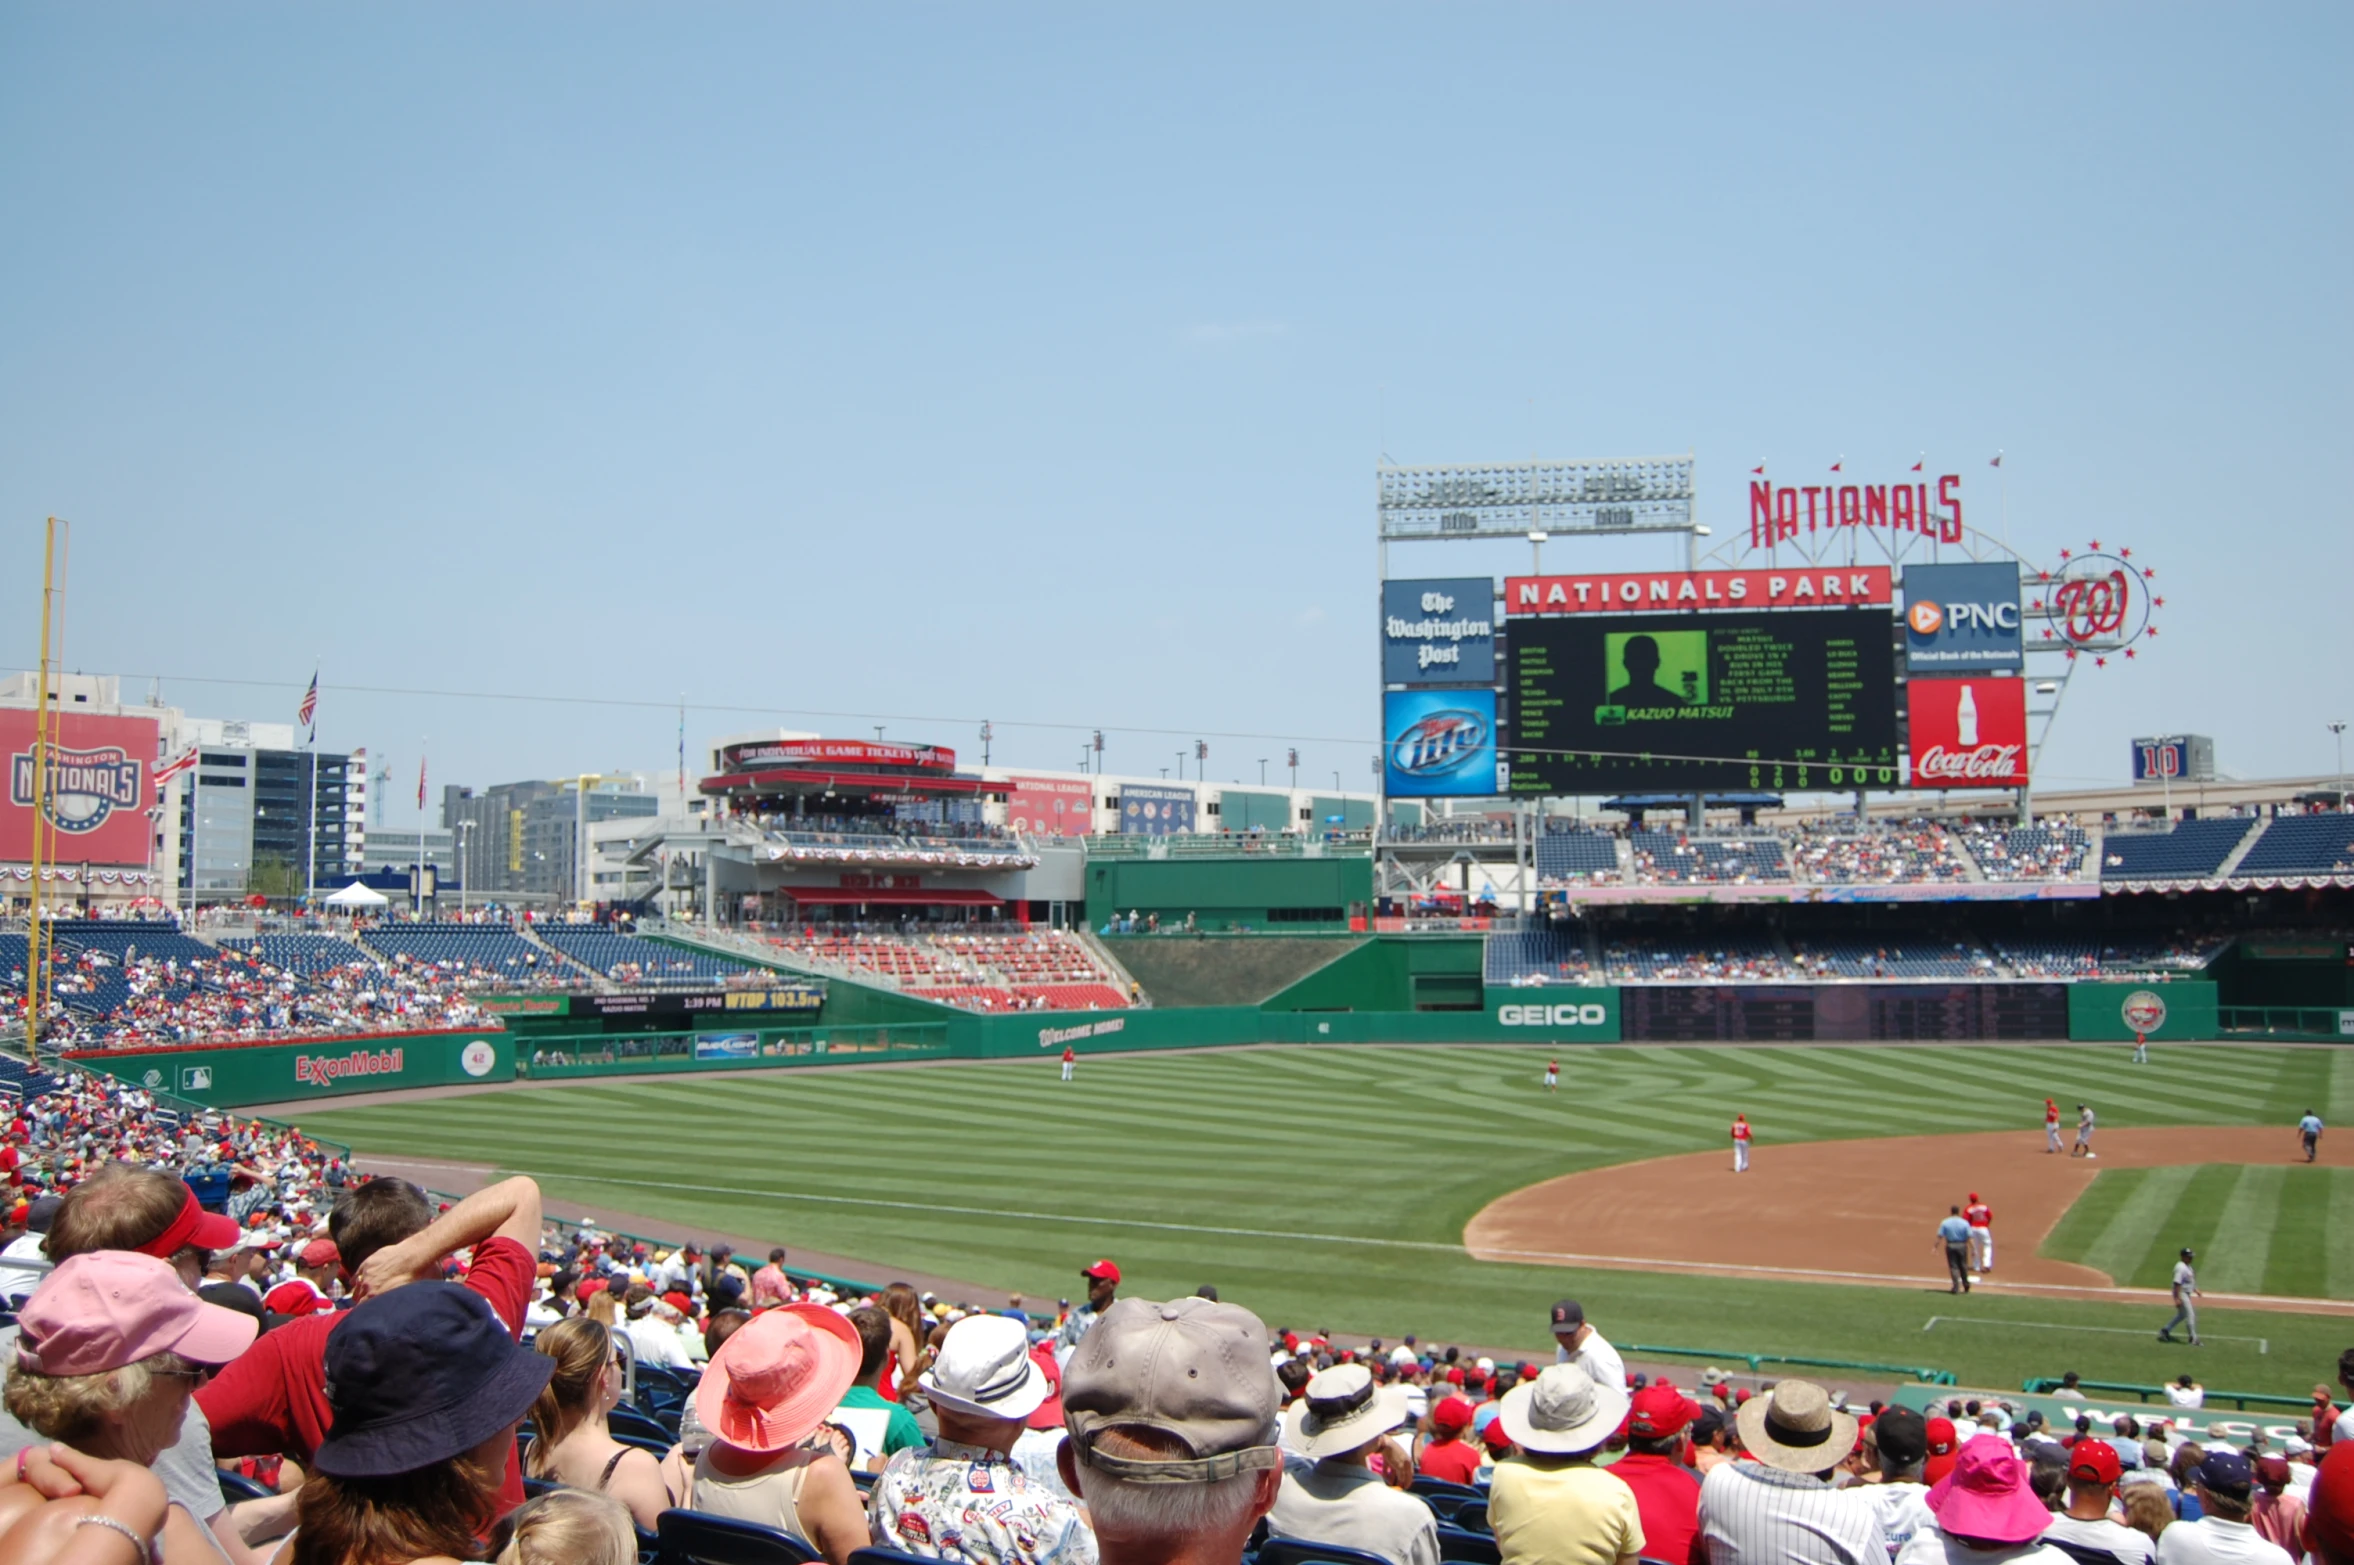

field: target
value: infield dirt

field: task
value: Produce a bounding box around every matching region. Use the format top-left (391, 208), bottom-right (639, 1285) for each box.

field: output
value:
top-left (1464, 1125), bottom-right (2352, 1313)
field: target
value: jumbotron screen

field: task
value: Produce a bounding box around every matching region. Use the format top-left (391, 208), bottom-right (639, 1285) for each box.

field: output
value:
top-left (1506, 607), bottom-right (1901, 792)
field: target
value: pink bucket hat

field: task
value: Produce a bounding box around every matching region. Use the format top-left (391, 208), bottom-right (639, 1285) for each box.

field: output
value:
top-left (1927, 1435), bottom-right (2053, 1545)
top-left (694, 1303), bottom-right (860, 1454)
top-left (15, 1251), bottom-right (258, 1376)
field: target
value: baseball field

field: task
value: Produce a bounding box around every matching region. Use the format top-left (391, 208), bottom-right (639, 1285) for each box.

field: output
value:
top-left (286, 1040), bottom-right (2354, 1396)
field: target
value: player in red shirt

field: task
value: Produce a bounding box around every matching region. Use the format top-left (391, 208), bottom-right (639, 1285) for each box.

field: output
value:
top-left (2045, 1098), bottom-right (2062, 1154)
top-left (1061, 1046), bottom-right (1076, 1083)
top-left (198, 1175), bottom-right (542, 1519)
top-left (1731, 1114), bottom-right (1752, 1174)
top-left (1964, 1192), bottom-right (1995, 1274)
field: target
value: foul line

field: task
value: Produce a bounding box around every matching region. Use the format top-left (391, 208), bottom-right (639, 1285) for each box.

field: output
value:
top-left (1923, 1316), bottom-right (2268, 1354)
top-left (503, 1169), bottom-right (2352, 1313)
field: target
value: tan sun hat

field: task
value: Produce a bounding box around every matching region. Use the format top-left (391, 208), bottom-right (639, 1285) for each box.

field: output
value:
top-left (1497, 1362), bottom-right (1630, 1455)
top-left (1285, 1364), bottom-right (1411, 1461)
top-left (1735, 1379), bottom-right (1859, 1474)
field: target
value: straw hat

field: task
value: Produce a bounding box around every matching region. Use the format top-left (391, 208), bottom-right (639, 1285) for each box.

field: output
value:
top-left (1733, 1380), bottom-right (1859, 1474)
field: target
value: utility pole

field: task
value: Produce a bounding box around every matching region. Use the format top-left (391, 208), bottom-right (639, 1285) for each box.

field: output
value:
top-left (1258, 759), bottom-right (1268, 785)
top-left (25, 519), bottom-right (64, 1056)
top-left (2331, 721), bottom-right (2348, 806)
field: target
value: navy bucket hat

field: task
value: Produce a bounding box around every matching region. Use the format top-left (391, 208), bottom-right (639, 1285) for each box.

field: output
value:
top-left (314, 1282), bottom-right (553, 1479)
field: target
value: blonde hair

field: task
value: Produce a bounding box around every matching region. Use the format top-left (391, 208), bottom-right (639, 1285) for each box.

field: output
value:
top-left (496, 1489), bottom-right (634, 1565)
top-left (526, 1319), bottom-right (611, 1478)
top-left (3, 1353), bottom-right (188, 1448)
top-left (584, 1290), bottom-right (621, 1328)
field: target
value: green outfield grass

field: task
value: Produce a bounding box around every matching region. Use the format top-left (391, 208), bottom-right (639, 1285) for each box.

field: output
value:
top-left (2040, 1163), bottom-right (2352, 1297)
top-left (290, 1042), bottom-right (2354, 1396)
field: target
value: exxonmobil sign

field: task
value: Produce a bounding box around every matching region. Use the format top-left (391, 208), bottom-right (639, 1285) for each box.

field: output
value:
top-left (1905, 677), bottom-right (2027, 787)
top-left (294, 1046), bottom-right (405, 1088)
top-left (1505, 567), bottom-right (1890, 616)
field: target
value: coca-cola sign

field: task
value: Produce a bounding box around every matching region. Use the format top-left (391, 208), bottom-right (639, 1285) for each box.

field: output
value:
top-left (1904, 677), bottom-right (2027, 788)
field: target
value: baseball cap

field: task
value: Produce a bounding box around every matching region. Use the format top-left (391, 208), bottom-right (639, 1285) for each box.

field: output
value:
top-left (2068, 1439), bottom-right (2123, 1486)
top-left (2256, 1456), bottom-right (2291, 1488)
top-left (1081, 1259), bottom-right (1122, 1284)
top-left (2197, 1448), bottom-right (2254, 1496)
top-left (1874, 1406), bottom-right (1929, 1468)
top-left (131, 1184), bottom-right (243, 1260)
top-left (1430, 1395), bottom-right (1474, 1433)
top-left (299, 1238), bottom-right (339, 1270)
top-left (1550, 1298), bottom-right (1585, 1332)
top-left (1628, 1383), bottom-right (1700, 1440)
top-left (15, 1252), bottom-right (257, 1376)
top-left (1062, 1297), bottom-right (1281, 1484)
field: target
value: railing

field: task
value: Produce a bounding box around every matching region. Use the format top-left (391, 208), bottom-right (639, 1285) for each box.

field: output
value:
top-left (2020, 1377), bottom-right (2314, 1413)
top-left (2219, 1006), bottom-right (2351, 1041)
top-left (1627, 1342), bottom-right (1956, 1386)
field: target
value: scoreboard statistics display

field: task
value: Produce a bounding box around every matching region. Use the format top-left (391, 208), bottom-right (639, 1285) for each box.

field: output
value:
top-left (1507, 607), bottom-right (1901, 792)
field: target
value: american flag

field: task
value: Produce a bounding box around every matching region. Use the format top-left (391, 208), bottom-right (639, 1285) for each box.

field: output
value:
top-left (153, 747), bottom-right (197, 802)
top-left (297, 673), bottom-right (318, 730)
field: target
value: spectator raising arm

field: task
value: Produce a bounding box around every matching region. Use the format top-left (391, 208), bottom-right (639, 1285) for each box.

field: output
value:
top-left (348, 1175), bottom-right (544, 1303)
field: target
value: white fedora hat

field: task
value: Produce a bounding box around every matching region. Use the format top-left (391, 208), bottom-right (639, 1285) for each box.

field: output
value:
top-left (1498, 1362), bottom-right (1630, 1455)
top-left (1284, 1364), bottom-right (1411, 1461)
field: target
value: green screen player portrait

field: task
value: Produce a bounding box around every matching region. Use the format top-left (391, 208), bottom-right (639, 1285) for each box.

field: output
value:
top-left (1601, 629), bottom-right (1708, 718)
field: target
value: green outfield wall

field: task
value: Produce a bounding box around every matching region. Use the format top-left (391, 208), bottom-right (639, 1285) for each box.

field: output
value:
top-left (66, 1029), bottom-right (515, 1108)
top-left (1083, 856), bottom-right (1372, 931)
top-left (2065, 980), bottom-right (2220, 1041)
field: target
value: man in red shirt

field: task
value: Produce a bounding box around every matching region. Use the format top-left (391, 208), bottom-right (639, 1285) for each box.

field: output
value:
top-left (1964, 1192), bottom-right (1995, 1275)
top-left (1731, 1114), bottom-right (1752, 1174)
top-left (1416, 1395), bottom-right (1481, 1485)
top-left (198, 1173), bottom-right (541, 1516)
top-left (1613, 1382), bottom-right (1704, 1565)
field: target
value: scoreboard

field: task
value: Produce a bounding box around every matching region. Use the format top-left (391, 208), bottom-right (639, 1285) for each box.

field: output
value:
top-left (1506, 607), bottom-right (1901, 792)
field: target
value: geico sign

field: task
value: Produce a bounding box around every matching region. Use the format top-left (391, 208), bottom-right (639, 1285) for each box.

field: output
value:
top-left (1496, 1003), bottom-right (1609, 1027)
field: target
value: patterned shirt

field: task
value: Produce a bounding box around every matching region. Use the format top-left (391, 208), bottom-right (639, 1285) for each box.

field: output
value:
top-left (1699, 1460), bottom-right (1888, 1565)
top-left (869, 1439), bottom-right (1097, 1565)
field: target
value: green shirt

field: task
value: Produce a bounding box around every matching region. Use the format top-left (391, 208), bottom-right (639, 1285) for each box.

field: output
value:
top-left (836, 1385), bottom-right (925, 1461)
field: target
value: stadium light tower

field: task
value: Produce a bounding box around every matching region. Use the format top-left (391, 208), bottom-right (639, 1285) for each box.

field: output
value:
top-left (1528, 529), bottom-right (1548, 575)
top-left (2332, 720), bottom-right (2348, 804)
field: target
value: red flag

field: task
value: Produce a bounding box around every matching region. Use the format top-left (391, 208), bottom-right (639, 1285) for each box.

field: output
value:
top-left (1829, 461), bottom-right (1842, 472)
top-left (1750, 464), bottom-right (1765, 475)
top-left (1910, 461), bottom-right (1923, 472)
top-left (417, 757), bottom-right (427, 811)
top-left (1990, 453), bottom-right (2003, 468)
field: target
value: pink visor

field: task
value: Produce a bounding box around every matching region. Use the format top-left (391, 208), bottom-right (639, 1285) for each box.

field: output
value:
top-left (15, 1251), bottom-right (258, 1377)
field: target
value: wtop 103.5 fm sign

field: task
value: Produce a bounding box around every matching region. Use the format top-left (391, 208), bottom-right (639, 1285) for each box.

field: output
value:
top-left (1383, 689), bottom-right (1503, 798)
top-left (1902, 563), bottom-right (2023, 673)
top-left (1382, 578), bottom-right (1495, 685)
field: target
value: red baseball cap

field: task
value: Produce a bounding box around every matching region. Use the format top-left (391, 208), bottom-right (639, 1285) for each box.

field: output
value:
top-left (300, 1238), bottom-right (341, 1270)
top-left (1628, 1384), bottom-right (1702, 1439)
top-left (1080, 1259), bottom-right (1121, 1284)
top-left (2068, 1439), bottom-right (2121, 1486)
top-left (662, 1291), bottom-right (695, 1316)
top-left (1431, 1395), bottom-right (1475, 1433)
top-left (1444, 1366), bottom-right (1465, 1386)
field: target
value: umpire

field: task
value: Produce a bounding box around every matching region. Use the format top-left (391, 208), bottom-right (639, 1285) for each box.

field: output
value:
top-left (1936, 1206), bottom-right (1973, 1294)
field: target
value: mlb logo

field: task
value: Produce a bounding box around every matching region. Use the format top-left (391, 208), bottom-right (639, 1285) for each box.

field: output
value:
top-left (180, 1066), bottom-right (213, 1092)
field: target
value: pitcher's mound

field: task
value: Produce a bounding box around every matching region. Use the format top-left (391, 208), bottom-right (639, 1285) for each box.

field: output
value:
top-left (1464, 1126), bottom-right (2346, 1304)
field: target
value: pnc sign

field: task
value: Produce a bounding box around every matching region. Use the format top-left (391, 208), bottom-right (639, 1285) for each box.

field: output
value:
top-left (1904, 563), bottom-right (2024, 673)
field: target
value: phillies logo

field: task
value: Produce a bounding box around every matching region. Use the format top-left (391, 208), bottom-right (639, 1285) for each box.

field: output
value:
top-left (9, 746), bottom-right (142, 833)
top-left (1914, 744), bottom-right (2026, 782)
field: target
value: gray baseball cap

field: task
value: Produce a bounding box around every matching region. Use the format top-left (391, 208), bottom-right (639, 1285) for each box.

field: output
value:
top-left (1063, 1296), bottom-right (1281, 1484)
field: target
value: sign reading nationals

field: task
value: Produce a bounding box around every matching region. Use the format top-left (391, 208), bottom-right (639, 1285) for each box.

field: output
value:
top-left (1751, 475), bottom-right (1965, 549)
top-left (1505, 567), bottom-right (1891, 616)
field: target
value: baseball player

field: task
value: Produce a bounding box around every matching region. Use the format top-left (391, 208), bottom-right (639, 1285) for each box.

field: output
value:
top-left (1060, 1045), bottom-right (1076, 1083)
top-left (1730, 1113), bottom-right (1752, 1174)
top-left (2132, 1032), bottom-right (2149, 1065)
top-left (2072, 1103), bottom-right (2098, 1159)
top-left (1963, 1191), bottom-right (1994, 1274)
top-left (2045, 1098), bottom-right (2062, 1154)
top-left (1543, 1058), bottom-right (1560, 1092)
top-left (2158, 1247), bottom-right (2200, 1345)
top-left (2299, 1108), bottom-right (2324, 1163)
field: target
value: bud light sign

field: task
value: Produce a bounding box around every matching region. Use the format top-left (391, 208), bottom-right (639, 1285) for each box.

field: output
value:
top-left (1904, 677), bottom-right (2027, 788)
top-left (1902, 563), bottom-right (2023, 673)
top-left (1383, 689), bottom-right (1501, 798)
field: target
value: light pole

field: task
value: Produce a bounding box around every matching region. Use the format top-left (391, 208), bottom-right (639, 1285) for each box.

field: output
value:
top-left (1258, 759), bottom-right (1268, 785)
top-left (2331, 721), bottom-right (2348, 806)
top-left (1528, 530), bottom-right (1548, 575)
top-left (457, 820), bottom-right (474, 920)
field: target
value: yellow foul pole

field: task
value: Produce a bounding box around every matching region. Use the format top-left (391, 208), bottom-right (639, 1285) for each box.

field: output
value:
top-left (26, 519), bottom-right (61, 1056)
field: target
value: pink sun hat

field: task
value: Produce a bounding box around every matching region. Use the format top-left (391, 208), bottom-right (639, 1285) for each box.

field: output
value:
top-left (1927, 1435), bottom-right (2053, 1545)
top-left (694, 1303), bottom-right (861, 1454)
top-left (15, 1251), bottom-right (258, 1376)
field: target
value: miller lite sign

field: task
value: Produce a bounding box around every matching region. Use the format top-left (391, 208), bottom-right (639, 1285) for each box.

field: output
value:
top-left (0, 710), bottom-right (159, 866)
top-left (1904, 677), bottom-right (2027, 788)
top-left (1382, 689), bottom-right (1501, 799)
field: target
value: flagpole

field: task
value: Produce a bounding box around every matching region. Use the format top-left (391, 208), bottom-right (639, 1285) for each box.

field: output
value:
top-left (305, 666), bottom-right (319, 918)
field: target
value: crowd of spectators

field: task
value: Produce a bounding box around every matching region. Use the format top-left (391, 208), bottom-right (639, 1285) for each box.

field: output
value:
top-left (763, 928), bottom-right (1132, 1013)
top-left (1790, 821), bottom-right (1971, 885)
top-left (0, 1062), bottom-right (2348, 1565)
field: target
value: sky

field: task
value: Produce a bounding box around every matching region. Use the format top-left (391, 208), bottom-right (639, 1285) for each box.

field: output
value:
top-left (2, 4), bottom-right (2348, 825)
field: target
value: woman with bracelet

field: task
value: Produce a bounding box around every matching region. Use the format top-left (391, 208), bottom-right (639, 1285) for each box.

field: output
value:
top-left (290, 1282), bottom-right (553, 1565)
top-left (0, 1443), bottom-right (171, 1564)
top-left (2, 1251), bottom-right (261, 1565)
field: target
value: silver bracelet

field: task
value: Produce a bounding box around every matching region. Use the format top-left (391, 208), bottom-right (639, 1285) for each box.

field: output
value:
top-left (74, 1513), bottom-right (154, 1565)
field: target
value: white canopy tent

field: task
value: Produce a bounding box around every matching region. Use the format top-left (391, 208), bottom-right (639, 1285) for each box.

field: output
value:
top-left (322, 881), bottom-right (390, 910)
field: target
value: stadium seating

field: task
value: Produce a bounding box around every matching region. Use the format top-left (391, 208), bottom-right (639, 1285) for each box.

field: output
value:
top-left (1961, 823), bottom-right (2090, 882)
top-left (1533, 829), bottom-right (1622, 885)
top-left (1601, 934), bottom-right (1792, 982)
top-left (217, 933), bottom-right (381, 974)
top-left (1628, 832), bottom-right (1791, 885)
top-left (1791, 936), bottom-right (1993, 979)
top-left (2099, 818), bottom-right (2258, 880)
top-left (2231, 812), bottom-right (2354, 876)
top-left (534, 926), bottom-right (765, 987)
top-left (44, 920), bottom-right (216, 965)
top-left (1787, 821), bottom-right (1967, 884)
top-left (358, 923), bottom-right (578, 986)
top-left (1484, 927), bottom-right (1594, 986)
top-left (765, 928), bottom-right (1130, 1012)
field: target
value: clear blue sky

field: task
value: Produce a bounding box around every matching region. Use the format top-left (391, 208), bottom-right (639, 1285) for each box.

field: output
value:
top-left (3, 4), bottom-right (2347, 818)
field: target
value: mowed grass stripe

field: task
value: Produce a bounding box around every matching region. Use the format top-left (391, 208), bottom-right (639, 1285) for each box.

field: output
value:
top-left (2262, 1167), bottom-right (2334, 1299)
top-left (2077, 1166), bottom-right (2196, 1284)
top-left (2327, 1168), bottom-right (2354, 1302)
top-left (2196, 1165), bottom-right (2283, 1293)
